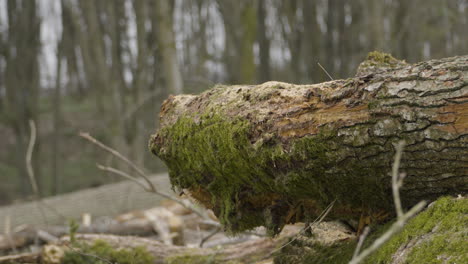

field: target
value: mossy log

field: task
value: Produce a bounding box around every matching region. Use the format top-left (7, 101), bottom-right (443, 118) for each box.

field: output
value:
top-left (150, 54), bottom-right (468, 234)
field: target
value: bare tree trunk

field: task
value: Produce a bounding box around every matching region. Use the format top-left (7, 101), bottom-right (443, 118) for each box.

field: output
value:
top-left (51, 35), bottom-right (63, 195)
top-left (218, 0), bottom-right (257, 84)
top-left (302, 0), bottom-right (322, 83)
top-left (129, 0), bottom-right (148, 167)
top-left (154, 0), bottom-right (184, 94)
top-left (150, 54), bottom-right (468, 235)
top-left (256, 0), bottom-right (270, 83)
top-left (4, 0), bottom-right (41, 196)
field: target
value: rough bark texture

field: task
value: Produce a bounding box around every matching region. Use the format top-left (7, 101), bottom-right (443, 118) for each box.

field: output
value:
top-left (150, 53), bottom-right (467, 234)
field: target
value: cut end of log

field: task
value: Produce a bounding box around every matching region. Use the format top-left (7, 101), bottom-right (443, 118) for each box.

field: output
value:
top-left (149, 55), bottom-right (468, 235)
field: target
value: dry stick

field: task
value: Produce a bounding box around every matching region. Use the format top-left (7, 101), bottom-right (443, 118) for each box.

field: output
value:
top-left (96, 164), bottom-right (192, 206)
top-left (25, 122), bottom-right (68, 227)
top-left (317, 62), bottom-right (334, 80)
top-left (3, 214), bottom-right (18, 254)
top-left (392, 141), bottom-right (405, 218)
top-left (271, 199), bottom-right (336, 254)
top-left (199, 226), bottom-right (222, 248)
top-left (79, 132), bottom-right (156, 192)
top-left (349, 202), bottom-right (426, 264)
top-left (351, 226), bottom-right (370, 260)
top-left (97, 164), bottom-right (209, 220)
top-left (26, 120), bottom-right (49, 228)
top-left (96, 164), bottom-right (149, 191)
top-left (26, 120), bottom-right (39, 195)
top-left (80, 132), bottom-right (210, 220)
top-left (349, 141), bottom-right (427, 264)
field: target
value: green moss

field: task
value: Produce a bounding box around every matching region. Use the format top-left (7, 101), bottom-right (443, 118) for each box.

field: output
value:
top-left (166, 253), bottom-right (242, 264)
top-left (365, 51), bottom-right (401, 66)
top-left (62, 239), bottom-right (154, 264)
top-left (357, 51), bottom-right (406, 76)
top-left (274, 238), bottom-right (357, 264)
top-left (152, 114), bottom-right (286, 233)
top-left (151, 111), bottom-right (392, 235)
top-left (363, 197), bottom-right (468, 263)
top-left (166, 254), bottom-right (216, 264)
top-left (273, 197), bottom-right (467, 264)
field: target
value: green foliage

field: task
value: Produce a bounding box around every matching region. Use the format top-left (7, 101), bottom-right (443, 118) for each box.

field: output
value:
top-left (68, 219), bottom-right (80, 244)
top-left (62, 240), bottom-right (154, 264)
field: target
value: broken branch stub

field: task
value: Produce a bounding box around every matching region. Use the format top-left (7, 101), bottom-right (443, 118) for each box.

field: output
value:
top-left (150, 53), bottom-right (468, 235)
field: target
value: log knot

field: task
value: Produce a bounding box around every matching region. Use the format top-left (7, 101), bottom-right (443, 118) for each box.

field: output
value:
top-left (356, 51), bottom-right (408, 77)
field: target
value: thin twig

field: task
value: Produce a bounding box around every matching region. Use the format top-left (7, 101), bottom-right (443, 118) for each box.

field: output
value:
top-left (349, 141), bottom-right (427, 264)
top-left (352, 226), bottom-right (370, 260)
top-left (25, 120), bottom-right (68, 224)
top-left (392, 141), bottom-right (405, 218)
top-left (26, 120), bottom-right (50, 227)
top-left (94, 162), bottom-right (209, 220)
top-left (26, 120), bottom-right (39, 196)
top-left (317, 62), bottom-right (334, 80)
top-left (79, 132), bottom-right (156, 192)
top-left (271, 199), bottom-right (336, 254)
top-left (348, 201), bottom-right (426, 264)
top-left (96, 164), bottom-right (183, 204)
top-left (199, 227), bottom-right (222, 247)
top-left (97, 164), bottom-right (149, 191)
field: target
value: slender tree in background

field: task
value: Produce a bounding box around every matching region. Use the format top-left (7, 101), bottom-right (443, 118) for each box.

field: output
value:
top-left (257, 0), bottom-right (271, 83)
top-left (51, 31), bottom-right (63, 195)
top-left (154, 0), bottom-right (184, 94)
top-left (217, 0), bottom-right (257, 84)
top-left (3, 0), bottom-right (41, 196)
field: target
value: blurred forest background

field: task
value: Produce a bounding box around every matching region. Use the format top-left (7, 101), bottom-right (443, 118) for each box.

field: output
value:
top-left (0, 0), bottom-right (466, 205)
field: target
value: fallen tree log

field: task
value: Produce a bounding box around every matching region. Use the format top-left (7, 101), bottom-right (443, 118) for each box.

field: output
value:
top-left (150, 53), bottom-right (467, 234)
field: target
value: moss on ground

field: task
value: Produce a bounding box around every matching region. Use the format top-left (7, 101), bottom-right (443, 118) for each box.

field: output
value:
top-left (62, 239), bottom-right (154, 264)
top-left (165, 254), bottom-right (217, 264)
top-left (274, 238), bottom-right (357, 264)
top-left (273, 197), bottom-right (467, 264)
top-left (165, 253), bottom-right (242, 264)
top-left (363, 196), bottom-right (467, 264)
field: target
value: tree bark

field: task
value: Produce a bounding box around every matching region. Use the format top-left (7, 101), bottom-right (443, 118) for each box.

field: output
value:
top-left (150, 54), bottom-right (468, 234)
top-left (154, 0), bottom-right (184, 94)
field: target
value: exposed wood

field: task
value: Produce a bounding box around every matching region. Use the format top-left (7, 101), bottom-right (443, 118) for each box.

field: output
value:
top-left (150, 54), bottom-right (468, 234)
